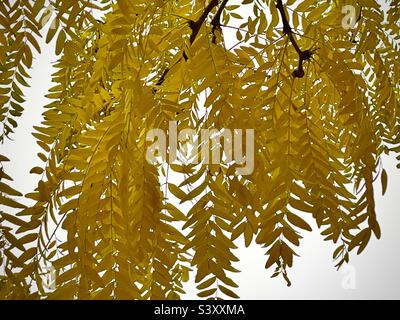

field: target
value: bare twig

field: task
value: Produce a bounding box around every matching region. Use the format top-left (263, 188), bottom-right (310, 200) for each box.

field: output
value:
top-left (276, 0), bottom-right (314, 78)
top-left (155, 0), bottom-right (223, 89)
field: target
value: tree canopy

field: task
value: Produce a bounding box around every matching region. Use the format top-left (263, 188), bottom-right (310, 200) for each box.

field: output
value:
top-left (0, 0), bottom-right (399, 299)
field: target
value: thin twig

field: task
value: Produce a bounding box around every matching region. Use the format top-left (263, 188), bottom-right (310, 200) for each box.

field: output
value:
top-left (276, 0), bottom-right (314, 78)
top-left (155, 0), bottom-right (222, 89)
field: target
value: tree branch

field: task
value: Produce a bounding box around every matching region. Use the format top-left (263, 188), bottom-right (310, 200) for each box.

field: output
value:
top-left (189, 0), bottom-right (219, 44)
top-left (276, 0), bottom-right (292, 34)
top-left (211, 0), bottom-right (229, 43)
top-left (276, 0), bottom-right (314, 78)
top-left (155, 0), bottom-right (223, 88)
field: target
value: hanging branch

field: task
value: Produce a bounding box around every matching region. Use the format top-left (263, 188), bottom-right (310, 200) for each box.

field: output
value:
top-left (155, 0), bottom-right (223, 88)
top-left (211, 0), bottom-right (229, 43)
top-left (190, 0), bottom-right (220, 44)
top-left (276, 0), bottom-right (314, 78)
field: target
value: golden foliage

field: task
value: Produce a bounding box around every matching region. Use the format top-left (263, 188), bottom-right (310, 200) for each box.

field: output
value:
top-left (0, 0), bottom-right (399, 299)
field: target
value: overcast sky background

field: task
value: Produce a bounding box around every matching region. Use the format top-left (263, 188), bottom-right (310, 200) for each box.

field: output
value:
top-left (1, 1), bottom-right (399, 299)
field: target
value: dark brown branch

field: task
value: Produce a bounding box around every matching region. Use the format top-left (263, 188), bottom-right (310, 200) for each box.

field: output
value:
top-left (155, 0), bottom-right (223, 89)
top-left (156, 68), bottom-right (170, 86)
top-left (190, 0), bottom-right (219, 44)
top-left (276, 0), bottom-right (292, 34)
top-left (276, 0), bottom-right (314, 78)
top-left (211, 0), bottom-right (229, 43)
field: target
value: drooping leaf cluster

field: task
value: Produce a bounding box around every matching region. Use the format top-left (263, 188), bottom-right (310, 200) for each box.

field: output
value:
top-left (0, 0), bottom-right (399, 299)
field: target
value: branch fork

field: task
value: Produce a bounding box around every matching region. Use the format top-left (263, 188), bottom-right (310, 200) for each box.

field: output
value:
top-left (155, 0), bottom-right (229, 88)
